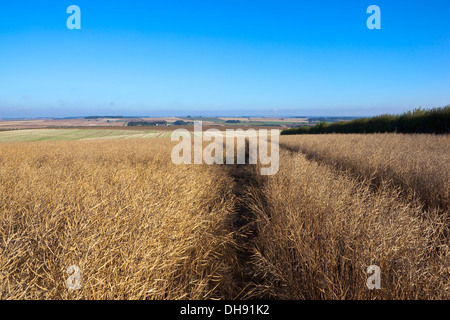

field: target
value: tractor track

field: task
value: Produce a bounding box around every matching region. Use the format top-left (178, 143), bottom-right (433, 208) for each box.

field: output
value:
top-left (221, 141), bottom-right (273, 300)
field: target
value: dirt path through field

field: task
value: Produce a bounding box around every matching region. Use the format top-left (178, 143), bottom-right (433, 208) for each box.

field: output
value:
top-left (221, 141), bottom-right (273, 299)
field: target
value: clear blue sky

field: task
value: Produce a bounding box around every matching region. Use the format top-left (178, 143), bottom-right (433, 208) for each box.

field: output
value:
top-left (0, 0), bottom-right (449, 118)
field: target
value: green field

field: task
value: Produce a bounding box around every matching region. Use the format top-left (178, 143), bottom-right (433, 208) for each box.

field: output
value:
top-left (0, 129), bottom-right (173, 142)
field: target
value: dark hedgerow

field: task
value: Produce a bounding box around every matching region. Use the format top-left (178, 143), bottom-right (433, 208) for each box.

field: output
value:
top-left (281, 106), bottom-right (450, 135)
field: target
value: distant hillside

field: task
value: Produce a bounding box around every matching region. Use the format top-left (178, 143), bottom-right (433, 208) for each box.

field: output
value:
top-left (85, 116), bottom-right (125, 119)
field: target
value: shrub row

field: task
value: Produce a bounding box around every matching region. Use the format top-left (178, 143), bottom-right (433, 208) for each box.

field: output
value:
top-left (281, 106), bottom-right (450, 135)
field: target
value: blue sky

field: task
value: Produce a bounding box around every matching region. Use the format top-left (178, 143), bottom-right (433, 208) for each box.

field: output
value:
top-left (0, 0), bottom-right (449, 118)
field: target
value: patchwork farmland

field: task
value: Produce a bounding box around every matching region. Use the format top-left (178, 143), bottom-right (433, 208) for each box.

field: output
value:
top-left (0, 129), bottom-right (173, 142)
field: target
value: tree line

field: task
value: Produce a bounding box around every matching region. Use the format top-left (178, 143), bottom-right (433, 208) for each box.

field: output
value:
top-left (281, 106), bottom-right (450, 135)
